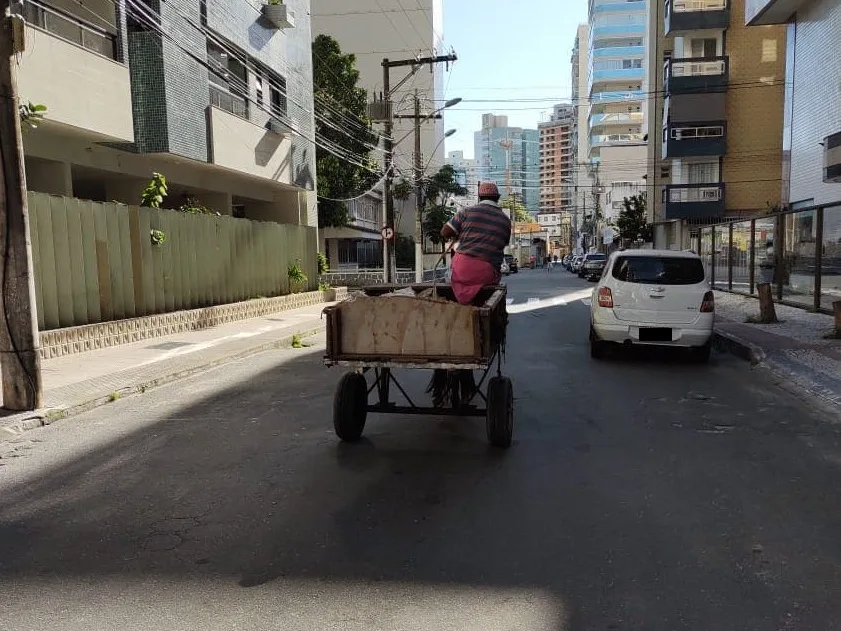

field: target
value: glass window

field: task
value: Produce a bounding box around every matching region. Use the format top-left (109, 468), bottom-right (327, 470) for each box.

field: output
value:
top-left (781, 210), bottom-right (816, 308)
top-left (613, 256), bottom-right (706, 285)
top-left (820, 205), bottom-right (841, 311)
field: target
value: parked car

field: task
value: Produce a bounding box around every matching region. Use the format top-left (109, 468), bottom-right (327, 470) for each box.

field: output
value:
top-left (571, 256), bottom-right (584, 273)
top-left (504, 254), bottom-right (519, 274)
top-left (589, 250), bottom-right (714, 362)
top-left (582, 254), bottom-right (608, 281)
top-left (578, 253), bottom-right (605, 278)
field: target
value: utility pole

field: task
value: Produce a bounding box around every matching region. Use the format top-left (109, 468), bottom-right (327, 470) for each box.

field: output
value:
top-left (0, 6), bottom-right (43, 410)
top-left (380, 52), bottom-right (457, 284)
top-left (412, 90), bottom-right (423, 283)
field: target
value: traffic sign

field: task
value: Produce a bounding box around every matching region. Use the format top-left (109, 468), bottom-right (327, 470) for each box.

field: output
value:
top-left (381, 226), bottom-right (394, 240)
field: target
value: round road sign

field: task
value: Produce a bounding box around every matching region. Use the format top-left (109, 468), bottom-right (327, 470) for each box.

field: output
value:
top-left (381, 226), bottom-right (394, 240)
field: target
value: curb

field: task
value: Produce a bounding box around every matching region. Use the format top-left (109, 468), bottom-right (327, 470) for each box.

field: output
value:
top-left (712, 328), bottom-right (766, 366)
top-left (0, 325), bottom-right (324, 443)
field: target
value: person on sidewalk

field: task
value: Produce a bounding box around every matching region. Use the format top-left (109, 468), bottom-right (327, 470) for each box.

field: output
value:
top-left (427, 181), bottom-right (512, 408)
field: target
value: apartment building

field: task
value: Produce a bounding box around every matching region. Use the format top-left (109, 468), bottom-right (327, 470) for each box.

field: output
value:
top-left (17, 0), bottom-right (317, 226)
top-left (539, 104), bottom-right (575, 212)
top-left (588, 0), bottom-right (648, 229)
top-left (571, 23), bottom-right (590, 253)
top-left (474, 114), bottom-right (540, 214)
top-left (746, 0), bottom-right (841, 210)
top-left (446, 150), bottom-right (479, 208)
top-left (645, 0), bottom-right (786, 249)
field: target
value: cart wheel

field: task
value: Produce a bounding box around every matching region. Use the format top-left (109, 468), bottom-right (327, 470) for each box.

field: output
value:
top-left (486, 376), bottom-right (514, 448)
top-left (334, 372), bottom-right (368, 442)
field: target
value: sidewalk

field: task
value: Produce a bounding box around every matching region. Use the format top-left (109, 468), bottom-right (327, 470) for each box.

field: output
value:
top-left (713, 291), bottom-right (841, 418)
top-left (0, 301), bottom-right (331, 440)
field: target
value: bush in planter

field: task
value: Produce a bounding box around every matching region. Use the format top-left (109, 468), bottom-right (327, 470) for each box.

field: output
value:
top-left (287, 259), bottom-right (308, 293)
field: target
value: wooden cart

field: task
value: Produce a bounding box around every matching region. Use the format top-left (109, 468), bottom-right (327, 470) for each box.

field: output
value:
top-left (322, 284), bottom-right (513, 448)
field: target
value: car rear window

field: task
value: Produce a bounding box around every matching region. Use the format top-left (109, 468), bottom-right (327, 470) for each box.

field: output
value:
top-left (611, 256), bottom-right (705, 285)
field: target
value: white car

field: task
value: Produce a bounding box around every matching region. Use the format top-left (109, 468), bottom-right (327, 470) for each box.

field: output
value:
top-left (500, 260), bottom-right (510, 275)
top-left (589, 249), bottom-right (715, 362)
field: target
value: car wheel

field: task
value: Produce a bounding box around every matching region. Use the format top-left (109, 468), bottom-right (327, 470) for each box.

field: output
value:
top-left (690, 342), bottom-right (712, 364)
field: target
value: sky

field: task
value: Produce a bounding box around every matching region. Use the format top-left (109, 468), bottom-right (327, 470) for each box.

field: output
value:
top-left (440, 0), bottom-right (589, 160)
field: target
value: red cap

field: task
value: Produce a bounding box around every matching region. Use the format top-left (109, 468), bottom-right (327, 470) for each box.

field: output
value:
top-left (478, 181), bottom-right (500, 197)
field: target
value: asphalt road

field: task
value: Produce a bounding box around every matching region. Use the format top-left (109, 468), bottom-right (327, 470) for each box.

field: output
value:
top-left (2, 269), bottom-right (841, 630)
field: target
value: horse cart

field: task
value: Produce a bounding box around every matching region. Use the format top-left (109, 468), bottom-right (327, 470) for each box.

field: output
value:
top-left (322, 284), bottom-right (514, 448)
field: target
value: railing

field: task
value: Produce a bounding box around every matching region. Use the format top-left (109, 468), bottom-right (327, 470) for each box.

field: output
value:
top-left (592, 133), bottom-right (645, 145)
top-left (695, 201), bottom-right (841, 314)
top-left (589, 112), bottom-right (644, 128)
top-left (19, 0), bottom-right (118, 60)
top-left (665, 183), bottom-right (724, 203)
top-left (667, 0), bottom-right (727, 13)
top-left (665, 56), bottom-right (728, 79)
top-left (209, 84), bottom-right (249, 119)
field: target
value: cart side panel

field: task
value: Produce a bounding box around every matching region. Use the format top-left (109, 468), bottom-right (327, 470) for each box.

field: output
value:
top-left (337, 296), bottom-right (479, 358)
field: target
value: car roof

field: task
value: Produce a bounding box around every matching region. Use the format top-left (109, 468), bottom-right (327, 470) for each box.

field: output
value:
top-left (610, 249), bottom-right (701, 259)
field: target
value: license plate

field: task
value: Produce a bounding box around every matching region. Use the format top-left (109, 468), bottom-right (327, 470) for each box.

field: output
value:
top-left (639, 327), bottom-right (672, 342)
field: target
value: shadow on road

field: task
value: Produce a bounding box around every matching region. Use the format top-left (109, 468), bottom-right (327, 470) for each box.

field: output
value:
top-left (2, 295), bottom-right (841, 629)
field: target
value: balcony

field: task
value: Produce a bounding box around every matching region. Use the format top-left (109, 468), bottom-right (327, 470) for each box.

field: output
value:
top-left (592, 45), bottom-right (646, 59)
top-left (14, 1), bottom-right (133, 141)
top-left (664, 0), bottom-right (730, 35)
top-left (746, 0), bottom-right (809, 25)
top-left (663, 183), bottom-right (725, 220)
top-left (591, 132), bottom-right (645, 148)
top-left (662, 122), bottom-right (726, 158)
top-left (589, 111), bottom-right (644, 129)
top-left (665, 56), bottom-right (729, 94)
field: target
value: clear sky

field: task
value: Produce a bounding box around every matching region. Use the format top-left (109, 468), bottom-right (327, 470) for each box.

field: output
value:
top-left (440, 0), bottom-right (589, 160)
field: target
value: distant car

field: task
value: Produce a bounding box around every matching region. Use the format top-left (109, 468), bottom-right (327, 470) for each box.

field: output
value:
top-left (589, 250), bottom-right (714, 362)
top-left (504, 254), bottom-right (519, 274)
top-left (582, 255), bottom-right (608, 281)
top-left (501, 260), bottom-right (510, 275)
top-left (578, 253), bottom-right (605, 278)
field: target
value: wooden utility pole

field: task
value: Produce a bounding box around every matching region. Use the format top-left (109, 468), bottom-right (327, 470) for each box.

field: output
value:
top-left (0, 7), bottom-right (43, 410)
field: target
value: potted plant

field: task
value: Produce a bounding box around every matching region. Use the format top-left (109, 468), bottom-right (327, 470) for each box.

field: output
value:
top-left (262, 0), bottom-right (295, 29)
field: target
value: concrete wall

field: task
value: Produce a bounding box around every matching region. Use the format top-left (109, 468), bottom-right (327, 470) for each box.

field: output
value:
top-left (28, 192), bottom-right (318, 331)
top-left (16, 26), bottom-right (135, 141)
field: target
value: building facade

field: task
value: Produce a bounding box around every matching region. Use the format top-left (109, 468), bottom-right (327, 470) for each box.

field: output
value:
top-left (746, 0), bottom-right (841, 210)
top-left (571, 23), bottom-right (590, 253)
top-left (587, 0), bottom-right (648, 232)
top-left (474, 114), bottom-right (540, 214)
top-left (446, 150), bottom-right (479, 208)
top-left (538, 104), bottom-right (575, 213)
top-left (646, 0), bottom-right (787, 249)
top-left (18, 0), bottom-right (318, 226)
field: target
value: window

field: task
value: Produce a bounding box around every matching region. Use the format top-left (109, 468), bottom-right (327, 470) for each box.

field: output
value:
top-left (269, 76), bottom-right (288, 119)
top-left (687, 162), bottom-right (718, 184)
top-left (207, 40), bottom-right (248, 118)
top-left (612, 256), bottom-right (705, 285)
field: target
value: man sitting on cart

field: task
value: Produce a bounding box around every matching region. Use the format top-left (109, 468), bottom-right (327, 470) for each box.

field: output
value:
top-left (428, 181), bottom-right (512, 407)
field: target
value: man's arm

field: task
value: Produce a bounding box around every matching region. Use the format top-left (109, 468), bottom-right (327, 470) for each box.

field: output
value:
top-left (441, 209), bottom-right (465, 241)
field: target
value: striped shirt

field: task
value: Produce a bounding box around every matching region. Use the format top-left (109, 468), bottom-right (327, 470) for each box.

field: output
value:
top-left (447, 201), bottom-right (512, 268)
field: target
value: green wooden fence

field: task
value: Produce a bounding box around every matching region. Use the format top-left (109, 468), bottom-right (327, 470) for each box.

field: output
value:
top-left (27, 192), bottom-right (317, 331)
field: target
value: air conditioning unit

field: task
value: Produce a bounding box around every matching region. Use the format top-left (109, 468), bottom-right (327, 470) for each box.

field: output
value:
top-left (823, 131), bottom-right (841, 183)
top-left (700, 187), bottom-right (720, 200)
top-left (262, 2), bottom-right (295, 29)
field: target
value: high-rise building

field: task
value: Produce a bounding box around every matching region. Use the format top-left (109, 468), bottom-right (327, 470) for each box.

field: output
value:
top-left (474, 115), bottom-right (540, 214)
top-left (538, 104), bottom-right (575, 213)
top-left (16, 0), bottom-right (317, 227)
top-left (571, 23), bottom-right (590, 253)
top-left (645, 0), bottom-right (787, 249)
top-left (587, 0), bottom-right (648, 234)
top-left (446, 150), bottom-right (480, 207)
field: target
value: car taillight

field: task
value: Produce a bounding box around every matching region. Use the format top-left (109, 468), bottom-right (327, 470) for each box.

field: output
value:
top-left (700, 291), bottom-right (715, 313)
top-left (597, 287), bottom-right (614, 308)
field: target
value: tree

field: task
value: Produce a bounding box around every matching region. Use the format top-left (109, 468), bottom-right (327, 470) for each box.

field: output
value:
top-left (614, 193), bottom-right (653, 244)
top-left (312, 35), bottom-right (379, 228)
top-left (421, 165), bottom-right (467, 251)
top-left (501, 196), bottom-right (531, 223)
